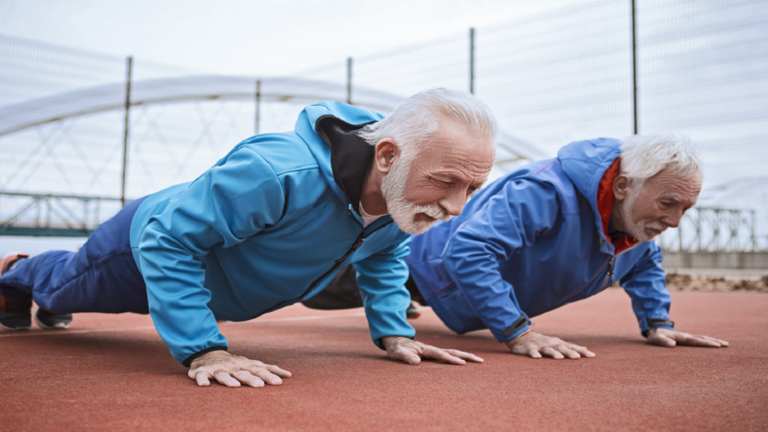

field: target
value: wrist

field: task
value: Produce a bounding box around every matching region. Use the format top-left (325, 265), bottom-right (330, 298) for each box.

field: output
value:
top-left (504, 329), bottom-right (534, 348)
top-left (381, 335), bottom-right (411, 350)
top-left (185, 346), bottom-right (229, 367)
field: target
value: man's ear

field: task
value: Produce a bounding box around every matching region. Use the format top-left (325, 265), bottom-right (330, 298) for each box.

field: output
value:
top-left (374, 139), bottom-right (399, 174)
top-left (613, 173), bottom-right (632, 201)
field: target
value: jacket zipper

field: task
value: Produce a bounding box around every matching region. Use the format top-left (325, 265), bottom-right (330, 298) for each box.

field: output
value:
top-left (599, 239), bottom-right (642, 292)
top-left (298, 212), bottom-right (394, 300)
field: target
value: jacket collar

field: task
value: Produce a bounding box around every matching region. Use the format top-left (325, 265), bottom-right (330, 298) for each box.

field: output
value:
top-left (314, 115), bottom-right (376, 213)
top-left (596, 157), bottom-right (638, 255)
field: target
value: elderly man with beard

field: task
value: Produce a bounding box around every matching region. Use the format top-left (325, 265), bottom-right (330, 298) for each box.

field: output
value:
top-left (308, 134), bottom-right (728, 359)
top-left (0, 88), bottom-right (497, 387)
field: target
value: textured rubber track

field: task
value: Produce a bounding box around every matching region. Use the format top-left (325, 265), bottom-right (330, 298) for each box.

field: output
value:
top-left (0, 289), bottom-right (766, 431)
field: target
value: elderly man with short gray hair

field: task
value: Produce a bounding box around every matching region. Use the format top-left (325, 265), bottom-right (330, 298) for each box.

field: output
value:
top-left (0, 88), bottom-right (497, 386)
top-left (310, 134), bottom-right (728, 358)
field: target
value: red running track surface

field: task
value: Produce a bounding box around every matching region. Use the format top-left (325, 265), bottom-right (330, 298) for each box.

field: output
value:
top-left (1, 289), bottom-right (766, 431)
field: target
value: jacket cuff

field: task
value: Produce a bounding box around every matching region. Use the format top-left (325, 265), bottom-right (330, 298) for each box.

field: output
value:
top-left (499, 316), bottom-right (531, 342)
top-left (642, 318), bottom-right (675, 337)
top-left (182, 346), bottom-right (228, 367)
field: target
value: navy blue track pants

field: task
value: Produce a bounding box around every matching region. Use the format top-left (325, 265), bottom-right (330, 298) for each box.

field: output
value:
top-left (0, 197), bottom-right (148, 314)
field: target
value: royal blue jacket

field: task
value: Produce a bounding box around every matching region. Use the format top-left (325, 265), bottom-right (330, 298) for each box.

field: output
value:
top-left (406, 138), bottom-right (674, 342)
top-left (129, 102), bottom-right (415, 365)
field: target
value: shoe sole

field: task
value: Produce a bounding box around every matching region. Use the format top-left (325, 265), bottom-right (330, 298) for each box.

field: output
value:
top-left (0, 322), bottom-right (31, 331)
top-left (33, 308), bottom-right (71, 330)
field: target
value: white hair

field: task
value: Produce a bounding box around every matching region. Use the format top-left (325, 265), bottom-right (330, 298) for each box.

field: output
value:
top-left (620, 133), bottom-right (702, 187)
top-left (358, 88), bottom-right (498, 162)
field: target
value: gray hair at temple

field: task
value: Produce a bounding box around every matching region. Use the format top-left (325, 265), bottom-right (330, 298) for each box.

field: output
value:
top-left (620, 133), bottom-right (702, 188)
top-left (358, 88), bottom-right (498, 162)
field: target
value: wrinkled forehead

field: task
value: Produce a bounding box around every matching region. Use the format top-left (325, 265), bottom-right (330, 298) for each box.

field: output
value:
top-left (422, 143), bottom-right (494, 177)
top-left (642, 171), bottom-right (703, 202)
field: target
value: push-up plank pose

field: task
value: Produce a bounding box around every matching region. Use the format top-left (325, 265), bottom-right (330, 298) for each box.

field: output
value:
top-left (0, 89), bottom-right (498, 386)
top-left (308, 134), bottom-right (728, 358)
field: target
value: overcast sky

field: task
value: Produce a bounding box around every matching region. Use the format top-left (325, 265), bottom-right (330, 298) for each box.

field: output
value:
top-left (0, 0), bottom-right (578, 76)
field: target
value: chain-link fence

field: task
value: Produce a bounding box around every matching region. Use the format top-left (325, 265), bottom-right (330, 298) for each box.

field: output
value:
top-left (1, 0), bottom-right (767, 255)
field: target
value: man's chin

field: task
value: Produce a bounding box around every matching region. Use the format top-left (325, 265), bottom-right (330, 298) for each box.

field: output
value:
top-left (639, 228), bottom-right (665, 242)
top-left (393, 218), bottom-right (436, 235)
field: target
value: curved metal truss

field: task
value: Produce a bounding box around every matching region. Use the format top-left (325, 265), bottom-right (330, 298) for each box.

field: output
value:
top-left (0, 75), bottom-right (545, 237)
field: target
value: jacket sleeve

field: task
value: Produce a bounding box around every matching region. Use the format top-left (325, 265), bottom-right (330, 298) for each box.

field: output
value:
top-left (442, 179), bottom-right (561, 342)
top-left (352, 237), bottom-right (416, 348)
top-left (137, 147), bottom-right (285, 365)
top-left (619, 242), bottom-right (674, 334)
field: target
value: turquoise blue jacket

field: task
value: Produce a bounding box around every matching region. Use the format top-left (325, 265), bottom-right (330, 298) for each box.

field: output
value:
top-left (129, 102), bottom-right (414, 365)
top-left (407, 138), bottom-right (674, 342)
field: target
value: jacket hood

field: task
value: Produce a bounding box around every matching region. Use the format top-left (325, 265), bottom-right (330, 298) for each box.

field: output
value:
top-left (557, 137), bottom-right (622, 248)
top-left (294, 101), bottom-right (385, 212)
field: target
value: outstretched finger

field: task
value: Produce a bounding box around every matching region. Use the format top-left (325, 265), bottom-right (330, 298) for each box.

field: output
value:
top-left (423, 346), bottom-right (466, 365)
top-left (677, 333), bottom-right (724, 348)
top-left (707, 336), bottom-right (729, 347)
top-left (213, 370), bottom-right (241, 388)
top-left (233, 370), bottom-right (265, 388)
top-left (247, 366), bottom-right (284, 386)
top-left (194, 371), bottom-right (212, 387)
top-left (443, 349), bottom-right (484, 363)
top-left (526, 348), bottom-right (542, 359)
top-left (556, 344), bottom-right (581, 359)
top-left (691, 334), bottom-right (729, 347)
top-left (540, 346), bottom-right (565, 360)
top-left (568, 344), bottom-right (596, 358)
top-left (263, 363), bottom-right (293, 378)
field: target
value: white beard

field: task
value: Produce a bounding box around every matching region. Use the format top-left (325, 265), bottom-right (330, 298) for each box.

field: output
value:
top-left (619, 188), bottom-right (667, 242)
top-left (380, 156), bottom-right (452, 235)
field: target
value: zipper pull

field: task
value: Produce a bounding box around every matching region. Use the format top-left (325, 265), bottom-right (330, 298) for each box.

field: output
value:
top-left (606, 256), bottom-right (615, 284)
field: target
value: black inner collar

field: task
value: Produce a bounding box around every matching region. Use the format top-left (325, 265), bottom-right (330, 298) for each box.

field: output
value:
top-left (314, 115), bottom-right (377, 213)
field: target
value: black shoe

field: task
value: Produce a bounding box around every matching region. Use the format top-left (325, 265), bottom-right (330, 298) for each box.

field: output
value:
top-left (406, 302), bottom-right (421, 319)
top-left (0, 254), bottom-right (32, 331)
top-left (34, 308), bottom-right (72, 330)
top-left (0, 296), bottom-right (32, 330)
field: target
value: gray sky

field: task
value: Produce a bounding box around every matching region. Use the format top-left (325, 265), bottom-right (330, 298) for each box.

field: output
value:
top-left (0, 0), bottom-right (577, 76)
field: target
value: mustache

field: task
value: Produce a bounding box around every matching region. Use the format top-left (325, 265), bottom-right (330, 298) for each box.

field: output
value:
top-left (416, 205), bottom-right (451, 222)
top-left (645, 221), bottom-right (668, 232)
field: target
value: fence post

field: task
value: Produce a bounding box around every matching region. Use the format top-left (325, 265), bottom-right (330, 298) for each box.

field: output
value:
top-left (255, 79), bottom-right (261, 135)
top-left (346, 57), bottom-right (353, 104)
top-left (630, 0), bottom-right (638, 135)
top-left (469, 27), bottom-right (475, 95)
top-left (120, 56), bottom-right (133, 208)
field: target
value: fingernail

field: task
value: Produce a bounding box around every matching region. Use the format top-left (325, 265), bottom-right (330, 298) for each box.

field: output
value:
top-left (272, 378), bottom-right (282, 384)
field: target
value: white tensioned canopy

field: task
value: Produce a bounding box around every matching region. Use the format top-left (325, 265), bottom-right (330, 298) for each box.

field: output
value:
top-left (0, 75), bottom-right (547, 165)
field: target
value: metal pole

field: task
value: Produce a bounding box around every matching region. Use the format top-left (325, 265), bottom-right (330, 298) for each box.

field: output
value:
top-left (346, 57), bottom-right (353, 104)
top-left (120, 56), bottom-right (133, 208)
top-left (255, 79), bottom-right (261, 135)
top-left (631, 0), bottom-right (638, 135)
top-left (469, 27), bottom-right (475, 95)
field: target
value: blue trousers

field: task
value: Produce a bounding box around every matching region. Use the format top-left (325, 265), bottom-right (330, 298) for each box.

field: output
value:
top-left (0, 197), bottom-right (149, 314)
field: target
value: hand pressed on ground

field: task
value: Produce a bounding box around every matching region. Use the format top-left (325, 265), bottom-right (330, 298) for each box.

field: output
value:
top-left (381, 336), bottom-right (484, 365)
top-left (645, 327), bottom-right (729, 348)
top-left (188, 350), bottom-right (292, 388)
top-left (505, 329), bottom-right (596, 360)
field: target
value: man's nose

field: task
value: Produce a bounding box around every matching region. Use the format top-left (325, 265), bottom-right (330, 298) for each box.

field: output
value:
top-left (439, 190), bottom-right (466, 217)
top-left (665, 210), bottom-right (684, 228)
